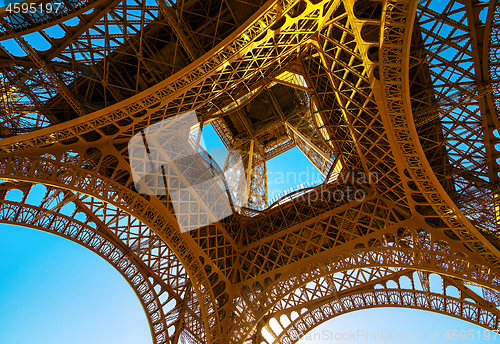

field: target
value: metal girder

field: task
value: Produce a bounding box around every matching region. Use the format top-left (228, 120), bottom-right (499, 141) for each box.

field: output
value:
top-left (237, 139), bottom-right (268, 210)
top-left (0, 151), bottom-right (222, 344)
top-left (285, 121), bottom-right (332, 175)
top-left (270, 278), bottom-right (500, 344)
top-left (4, 1), bottom-right (500, 344)
top-left (228, 220), bottom-right (500, 343)
top-left (44, 0), bottom-right (124, 61)
top-left (0, 185), bottom-right (183, 344)
top-left (159, 1), bottom-right (202, 62)
top-left (0, 0), bottom-right (326, 153)
top-left (0, 20), bottom-right (86, 116)
top-left (0, 0), bottom-right (111, 38)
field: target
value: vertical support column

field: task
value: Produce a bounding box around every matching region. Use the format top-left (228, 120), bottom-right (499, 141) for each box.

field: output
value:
top-left (229, 139), bottom-right (268, 210)
top-left (246, 139), bottom-right (255, 192)
top-left (284, 121), bottom-right (333, 175)
top-left (252, 319), bottom-right (273, 344)
top-left (246, 139), bottom-right (267, 210)
top-left (495, 192), bottom-right (500, 231)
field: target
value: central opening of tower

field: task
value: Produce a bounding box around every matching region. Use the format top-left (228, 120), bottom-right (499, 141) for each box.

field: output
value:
top-left (201, 71), bottom-right (340, 213)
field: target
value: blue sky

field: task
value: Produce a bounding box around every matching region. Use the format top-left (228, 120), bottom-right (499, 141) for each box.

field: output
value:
top-left (0, 225), bottom-right (152, 344)
top-left (201, 123), bottom-right (324, 205)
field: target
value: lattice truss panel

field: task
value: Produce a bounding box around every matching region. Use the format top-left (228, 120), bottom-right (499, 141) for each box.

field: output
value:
top-left (300, 1), bottom-right (410, 214)
top-left (0, 0), bottom-right (329, 154)
top-left (285, 114), bottom-right (334, 175)
top-left (0, 73), bottom-right (52, 135)
top-left (0, 0), bottom-right (266, 125)
top-left (262, 270), bottom-right (500, 344)
top-left (491, 2), bottom-right (500, 110)
top-left (236, 195), bottom-right (403, 281)
top-left (0, 181), bottom-right (207, 344)
top-left (3, 0), bottom-right (500, 344)
top-left (231, 226), bottom-right (500, 343)
top-left (412, 0), bottom-right (500, 236)
top-left (0, 145), bottom-right (232, 343)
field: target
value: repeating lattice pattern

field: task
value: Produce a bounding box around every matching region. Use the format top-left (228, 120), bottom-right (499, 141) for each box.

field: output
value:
top-left (1, 0), bottom-right (500, 343)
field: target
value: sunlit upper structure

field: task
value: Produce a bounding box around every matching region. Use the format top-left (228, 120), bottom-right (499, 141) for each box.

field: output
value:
top-left (2, 0), bottom-right (500, 343)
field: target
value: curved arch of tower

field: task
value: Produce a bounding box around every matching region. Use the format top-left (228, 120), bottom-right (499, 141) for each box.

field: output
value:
top-left (1, 0), bottom-right (500, 343)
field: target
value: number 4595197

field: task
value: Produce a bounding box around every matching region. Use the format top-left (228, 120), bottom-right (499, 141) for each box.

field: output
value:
top-left (6, 2), bottom-right (63, 14)
top-left (443, 329), bottom-right (499, 340)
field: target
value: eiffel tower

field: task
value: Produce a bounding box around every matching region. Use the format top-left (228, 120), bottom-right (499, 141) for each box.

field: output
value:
top-left (2, 0), bottom-right (500, 343)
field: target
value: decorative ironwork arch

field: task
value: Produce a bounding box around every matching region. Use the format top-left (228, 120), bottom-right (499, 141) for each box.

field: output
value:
top-left (2, 1), bottom-right (500, 344)
top-left (229, 222), bottom-right (500, 343)
top-left (0, 181), bottom-right (205, 344)
top-left (253, 266), bottom-right (500, 344)
top-left (0, 152), bottom-right (223, 342)
top-left (269, 287), bottom-right (500, 344)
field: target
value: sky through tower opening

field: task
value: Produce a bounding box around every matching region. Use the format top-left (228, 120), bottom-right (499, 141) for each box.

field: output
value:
top-left (199, 70), bottom-right (340, 212)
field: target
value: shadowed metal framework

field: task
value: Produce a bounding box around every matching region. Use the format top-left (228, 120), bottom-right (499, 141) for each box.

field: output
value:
top-left (2, 0), bottom-right (500, 343)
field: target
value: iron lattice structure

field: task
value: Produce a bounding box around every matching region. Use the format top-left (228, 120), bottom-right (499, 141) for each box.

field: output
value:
top-left (3, 0), bottom-right (500, 343)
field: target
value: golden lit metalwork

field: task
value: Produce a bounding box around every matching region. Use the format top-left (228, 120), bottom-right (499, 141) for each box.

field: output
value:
top-left (2, 0), bottom-right (500, 343)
